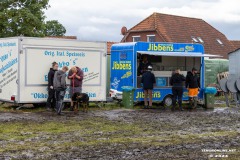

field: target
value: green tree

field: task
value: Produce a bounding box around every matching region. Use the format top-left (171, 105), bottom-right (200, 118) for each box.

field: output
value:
top-left (0, 0), bottom-right (66, 38)
top-left (44, 20), bottom-right (66, 36)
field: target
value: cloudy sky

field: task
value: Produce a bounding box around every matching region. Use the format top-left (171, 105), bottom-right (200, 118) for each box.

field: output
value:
top-left (45, 0), bottom-right (240, 42)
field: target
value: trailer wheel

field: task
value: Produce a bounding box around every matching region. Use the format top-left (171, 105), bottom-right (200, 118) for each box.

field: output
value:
top-left (163, 95), bottom-right (173, 107)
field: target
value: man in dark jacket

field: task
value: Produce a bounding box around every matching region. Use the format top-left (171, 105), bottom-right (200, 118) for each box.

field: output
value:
top-left (186, 67), bottom-right (200, 108)
top-left (45, 62), bottom-right (58, 111)
top-left (68, 66), bottom-right (84, 111)
top-left (141, 65), bottom-right (156, 108)
top-left (53, 66), bottom-right (69, 115)
top-left (170, 69), bottom-right (186, 111)
top-left (137, 55), bottom-right (152, 76)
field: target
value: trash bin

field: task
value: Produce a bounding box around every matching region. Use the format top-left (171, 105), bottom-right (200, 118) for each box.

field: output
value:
top-left (121, 86), bottom-right (135, 108)
top-left (204, 87), bottom-right (217, 109)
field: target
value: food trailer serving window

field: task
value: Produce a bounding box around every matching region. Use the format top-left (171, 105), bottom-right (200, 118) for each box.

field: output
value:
top-left (137, 51), bottom-right (220, 58)
top-left (137, 51), bottom-right (221, 88)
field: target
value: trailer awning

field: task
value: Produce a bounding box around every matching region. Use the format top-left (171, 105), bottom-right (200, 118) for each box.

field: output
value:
top-left (137, 51), bottom-right (222, 57)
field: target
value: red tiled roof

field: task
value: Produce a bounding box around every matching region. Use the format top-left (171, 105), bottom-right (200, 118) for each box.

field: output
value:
top-left (107, 42), bottom-right (117, 54)
top-left (122, 12), bottom-right (235, 58)
top-left (230, 40), bottom-right (240, 50)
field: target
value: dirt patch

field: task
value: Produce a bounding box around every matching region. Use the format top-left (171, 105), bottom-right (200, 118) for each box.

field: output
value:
top-left (0, 107), bottom-right (239, 159)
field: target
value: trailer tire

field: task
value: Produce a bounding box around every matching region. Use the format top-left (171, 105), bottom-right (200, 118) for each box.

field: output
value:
top-left (163, 95), bottom-right (173, 107)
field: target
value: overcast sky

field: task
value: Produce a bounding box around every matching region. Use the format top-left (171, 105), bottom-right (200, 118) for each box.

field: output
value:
top-left (45, 0), bottom-right (240, 42)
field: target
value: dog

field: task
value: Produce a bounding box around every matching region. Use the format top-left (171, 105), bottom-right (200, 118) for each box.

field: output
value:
top-left (71, 92), bottom-right (89, 113)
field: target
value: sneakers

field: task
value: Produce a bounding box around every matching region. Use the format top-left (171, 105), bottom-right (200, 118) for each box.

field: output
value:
top-left (144, 106), bottom-right (149, 109)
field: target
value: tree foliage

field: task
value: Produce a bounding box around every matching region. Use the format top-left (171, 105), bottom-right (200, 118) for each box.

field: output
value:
top-left (0, 0), bottom-right (66, 38)
top-left (44, 20), bottom-right (66, 36)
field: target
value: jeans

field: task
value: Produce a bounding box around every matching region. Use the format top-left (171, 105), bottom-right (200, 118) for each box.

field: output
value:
top-left (172, 87), bottom-right (183, 109)
top-left (55, 90), bottom-right (66, 114)
top-left (46, 88), bottom-right (55, 108)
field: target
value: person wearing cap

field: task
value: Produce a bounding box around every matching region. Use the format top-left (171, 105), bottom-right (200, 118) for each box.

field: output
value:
top-left (186, 67), bottom-right (200, 108)
top-left (137, 55), bottom-right (152, 76)
top-left (170, 69), bottom-right (186, 111)
top-left (141, 65), bottom-right (156, 108)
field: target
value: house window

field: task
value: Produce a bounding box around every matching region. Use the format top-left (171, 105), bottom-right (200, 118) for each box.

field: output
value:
top-left (191, 37), bottom-right (198, 43)
top-left (197, 37), bottom-right (204, 43)
top-left (133, 36), bottom-right (141, 42)
top-left (147, 35), bottom-right (155, 42)
top-left (216, 39), bottom-right (223, 45)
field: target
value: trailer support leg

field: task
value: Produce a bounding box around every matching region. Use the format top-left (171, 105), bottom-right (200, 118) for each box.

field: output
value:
top-left (16, 104), bottom-right (25, 110)
top-left (237, 93), bottom-right (240, 107)
top-left (96, 101), bottom-right (104, 108)
top-left (233, 93), bottom-right (239, 107)
top-left (224, 92), bottom-right (230, 107)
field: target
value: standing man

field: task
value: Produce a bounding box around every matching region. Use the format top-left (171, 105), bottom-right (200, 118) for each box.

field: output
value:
top-left (186, 68), bottom-right (200, 109)
top-left (46, 62), bottom-right (58, 111)
top-left (170, 69), bottom-right (186, 111)
top-left (138, 55), bottom-right (152, 76)
top-left (141, 65), bottom-right (156, 108)
top-left (68, 66), bottom-right (84, 111)
top-left (53, 66), bottom-right (69, 115)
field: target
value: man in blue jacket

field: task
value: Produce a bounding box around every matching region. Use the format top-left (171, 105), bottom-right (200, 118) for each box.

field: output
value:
top-left (141, 65), bottom-right (156, 108)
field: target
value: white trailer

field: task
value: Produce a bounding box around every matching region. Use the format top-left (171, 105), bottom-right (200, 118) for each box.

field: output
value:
top-left (0, 37), bottom-right (107, 105)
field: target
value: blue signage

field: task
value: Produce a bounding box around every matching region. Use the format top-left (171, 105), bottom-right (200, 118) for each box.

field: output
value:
top-left (156, 77), bottom-right (167, 87)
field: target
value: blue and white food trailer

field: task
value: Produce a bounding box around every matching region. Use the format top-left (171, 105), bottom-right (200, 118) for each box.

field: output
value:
top-left (110, 42), bottom-right (219, 106)
top-left (0, 37), bottom-right (107, 106)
